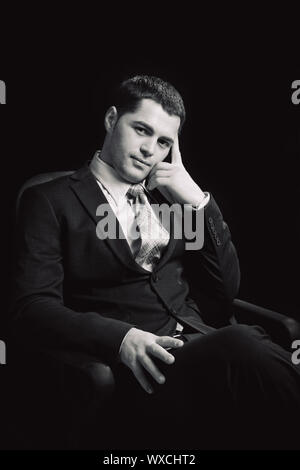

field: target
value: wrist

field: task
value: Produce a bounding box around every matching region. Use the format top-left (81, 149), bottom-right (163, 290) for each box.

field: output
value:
top-left (191, 190), bottom-right (206, 207)
top-left (118, 327), bottom-right (137, 358)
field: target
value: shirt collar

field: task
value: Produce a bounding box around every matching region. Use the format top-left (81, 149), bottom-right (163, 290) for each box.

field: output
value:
top-left (89, 150), bottom-right (148, 206)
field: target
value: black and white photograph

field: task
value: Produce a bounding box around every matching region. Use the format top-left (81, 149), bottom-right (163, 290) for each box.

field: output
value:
top-left (0, 10), bottom-right (300, 461)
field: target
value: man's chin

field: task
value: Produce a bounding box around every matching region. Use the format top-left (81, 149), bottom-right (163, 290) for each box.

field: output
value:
top-left (123, 169), bottom-right (148, 184)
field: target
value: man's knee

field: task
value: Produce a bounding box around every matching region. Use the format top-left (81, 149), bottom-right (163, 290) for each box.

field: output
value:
top-left (174, 324), bottom-right (269, 369)
top-left (212, 324), bottom-right (270, 365)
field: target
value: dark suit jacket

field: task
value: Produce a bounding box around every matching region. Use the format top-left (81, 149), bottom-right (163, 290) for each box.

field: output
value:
top-left (11, 161), bottom-right (240, 366)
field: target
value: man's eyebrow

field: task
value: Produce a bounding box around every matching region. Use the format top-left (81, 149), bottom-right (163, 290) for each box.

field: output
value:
top-left (132, 120), bottom-right (174, 144)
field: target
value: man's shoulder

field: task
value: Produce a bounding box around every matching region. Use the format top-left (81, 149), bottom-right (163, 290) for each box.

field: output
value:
top-left (20, 162), bottom-right (92, 201)
top-left (21, 172), bottom-right (74, 204)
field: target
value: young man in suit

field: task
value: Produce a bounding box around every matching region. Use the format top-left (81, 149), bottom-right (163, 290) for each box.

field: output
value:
top-left (12, 76), bottom-right (300, 449)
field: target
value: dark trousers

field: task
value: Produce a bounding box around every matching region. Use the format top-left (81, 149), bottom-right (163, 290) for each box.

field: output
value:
top-left (85, 325), bottom-right (300, 450)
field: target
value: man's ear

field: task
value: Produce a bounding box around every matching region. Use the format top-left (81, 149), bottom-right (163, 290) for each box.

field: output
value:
top-left (104, 106), bottom-right (118, 133)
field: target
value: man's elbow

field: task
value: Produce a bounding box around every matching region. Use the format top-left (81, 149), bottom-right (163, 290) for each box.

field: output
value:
top-left (225, 249), bottom-right (241, 302)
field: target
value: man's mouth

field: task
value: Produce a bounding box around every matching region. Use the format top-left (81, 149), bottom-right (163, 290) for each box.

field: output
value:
top-left (131, 156), bottom-right (151, 167)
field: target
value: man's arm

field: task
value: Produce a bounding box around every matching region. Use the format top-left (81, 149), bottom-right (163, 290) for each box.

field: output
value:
top-left (186, 195), bottom-right (241, 326)
top-left (11, 186), bottom-right (133, 366)
top-left (147, 135), bottom-right (241, 324)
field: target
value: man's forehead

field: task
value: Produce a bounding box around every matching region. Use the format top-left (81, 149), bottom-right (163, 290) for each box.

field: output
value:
top-left (128, 98), bottom-right (180, 137)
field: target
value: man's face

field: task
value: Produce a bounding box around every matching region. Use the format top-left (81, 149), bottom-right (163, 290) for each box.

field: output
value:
top-left (103, 98), bottom-right (181, 183)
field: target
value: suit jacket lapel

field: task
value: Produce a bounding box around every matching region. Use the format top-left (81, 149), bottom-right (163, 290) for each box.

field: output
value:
top-left (69, 163), bottom-right (147, 273)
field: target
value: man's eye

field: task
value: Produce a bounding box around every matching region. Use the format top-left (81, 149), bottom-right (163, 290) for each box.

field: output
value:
top-left (159, 140), bottom-right (170, 148)
top-left (135, 127), bottom-right (147, 135)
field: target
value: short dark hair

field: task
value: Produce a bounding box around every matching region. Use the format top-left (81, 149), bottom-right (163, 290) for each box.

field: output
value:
top-left (113, 75), bottom-right (186, 132)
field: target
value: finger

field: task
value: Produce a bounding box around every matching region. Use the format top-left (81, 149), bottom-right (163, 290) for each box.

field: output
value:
top-left (148, 162), bottom-right (174, 179)
top-left (171, 135), bottom-right (182, 166)
top-left (151, 162), bottom-right (173, 170)
top-left (149, 169), bottom-right (173, 178)
top-left (156, 336), bottom-right (184, 350)
top-left (147, 164), bottom-right (170, 183)
top-left (147, 176), bottom-right (170, 190)
top-left (139, 354), bottom-right (166, 384)
top-left (148, 342), bottom-right (176, 365)
top-left (132, 361), bottom-right (154, 394)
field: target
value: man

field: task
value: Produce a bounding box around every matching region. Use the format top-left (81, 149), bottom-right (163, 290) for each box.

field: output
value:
top-left (12, 76), bottom-right (300, 449)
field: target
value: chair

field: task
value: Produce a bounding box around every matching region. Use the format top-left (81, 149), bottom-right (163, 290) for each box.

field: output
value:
top-left (8, 171), bottom-right (300, 449)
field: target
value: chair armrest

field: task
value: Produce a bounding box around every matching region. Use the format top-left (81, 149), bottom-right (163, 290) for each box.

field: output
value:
top-left (9, 335), bottom-right (116, 408)
top-left (41, 349), bottom-right (116, 408)
top-left (233, 299), bottom-right (300, 349)
top-left (8, 340), bottom-right (116, 448)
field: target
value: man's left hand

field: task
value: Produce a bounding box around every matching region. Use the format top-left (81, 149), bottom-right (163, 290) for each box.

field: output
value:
top-left (147, 135), bottom-right (205, 207)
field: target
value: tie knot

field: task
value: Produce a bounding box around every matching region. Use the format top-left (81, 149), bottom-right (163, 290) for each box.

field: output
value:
top-left (127, 184), bottom-right (145, 201)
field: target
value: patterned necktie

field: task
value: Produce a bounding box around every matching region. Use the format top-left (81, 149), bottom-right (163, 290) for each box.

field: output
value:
top-left (126, 184), bottom-right (169, 271)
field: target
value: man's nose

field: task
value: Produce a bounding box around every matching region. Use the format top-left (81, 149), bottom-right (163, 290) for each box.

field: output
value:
top-left (140, 140), bottom-right (155, 157)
